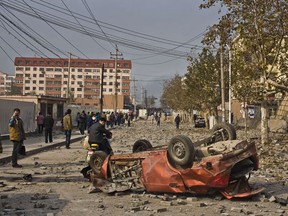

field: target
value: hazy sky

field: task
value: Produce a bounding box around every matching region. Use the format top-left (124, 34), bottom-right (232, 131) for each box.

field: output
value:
top-left (0, 0), bottom-right (222, 105)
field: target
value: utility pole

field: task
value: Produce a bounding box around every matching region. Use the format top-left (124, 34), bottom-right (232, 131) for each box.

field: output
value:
top-left (220, 45), bottom-right (226, 123)
top-left (100, 63), bottom-right (104, 114)
top-left (67, 52), bottom-right (71, 104)
top-left (228, 46), bottom-right (232, 124)
top-left (133, 77), bottom-right (136, 114)
top-left (110, 45), bottom-right (123, 113)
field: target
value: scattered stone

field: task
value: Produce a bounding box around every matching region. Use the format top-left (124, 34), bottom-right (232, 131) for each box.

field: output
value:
top-left (153, 208), bottom-right (167, 213)
top-left (199, 202), bottom-right (208, 207)
top-left (130, 207), bottom-right (141, 212)
top-left (88, 186), bottom-right (100, 193)
top-left (114, 203), bottom-right (124, 208)
top-left (231, 207), bottom-right (243, 213)
top-left (0, 195), bottom-right (8, 199)
top-left (268, 196), bottom-right (276, 202)
top-left (160, 201), bottom-right (172, 206)
top-left (276, 209), bottom-right (285, 214)
top-left (186, 197), bottom-right (198, 202)
top-left (97, 204), bottom-right (105, 209)
top-left (34, 202), bottom-right (46, 208)
top-left (47, 213), bottom-right (55, 216)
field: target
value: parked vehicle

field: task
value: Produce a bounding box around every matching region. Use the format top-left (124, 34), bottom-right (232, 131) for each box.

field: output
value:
top-left (88, 123), bottom-right (264, 199)
top-left (194, 116), bottom-right (206, 128)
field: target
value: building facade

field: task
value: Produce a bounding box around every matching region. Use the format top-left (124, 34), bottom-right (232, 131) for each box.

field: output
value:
top-left (0, 71), bottom-right (15, 95)
top-left (14, 57), bottom-right (132, 109)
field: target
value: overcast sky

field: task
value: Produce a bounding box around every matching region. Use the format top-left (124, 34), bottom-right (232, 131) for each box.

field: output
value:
top-left (0, 0), bottom-right (222, 106)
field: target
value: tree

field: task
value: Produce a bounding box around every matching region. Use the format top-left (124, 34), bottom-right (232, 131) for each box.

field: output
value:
top-left (200, 0), bottom-right (288, 144)
top-left (185, 48), bottom-right (221, 119)
top-left (6, 82), bottom-right (22, 95)
top-left (160, 74), bottom-right (189, 112)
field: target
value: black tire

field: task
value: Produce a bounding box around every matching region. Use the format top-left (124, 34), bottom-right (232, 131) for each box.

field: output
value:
top-left (89, 151), bottom-right (107, 175)
top-left (211, 123), bottom-right (237, 142)
top-left (132, 139), bottom-right (152, 153)
top-left (168, 135), bottom-right (195, 169)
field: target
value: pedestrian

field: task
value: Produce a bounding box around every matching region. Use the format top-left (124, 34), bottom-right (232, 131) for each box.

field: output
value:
top-left (175, 114), bottom-right (181, 129)
top-left (36, 112), bottom-right (45, 134)
top-left (78, 110), bottom-right (86, 135)
top-left (156, 114), bottom-right (160, 126)
top-left (76, 112), bottom-right (80, 128)
top-left (9, 108), bottom-right (26, 168)
top-left (43, 111), bottom-right (54, 143)
top-left (63, 109), bottom-right (72, 149)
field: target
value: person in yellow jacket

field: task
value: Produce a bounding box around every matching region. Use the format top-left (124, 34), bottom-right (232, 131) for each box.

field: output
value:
top-left (9, 108), bottom-right (26, 168)
top-left (63, 109), bottom-right (72, 149)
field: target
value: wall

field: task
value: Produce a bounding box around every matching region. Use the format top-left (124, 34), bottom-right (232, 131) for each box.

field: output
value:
top-left (0, 99), bottom-right (36, 135)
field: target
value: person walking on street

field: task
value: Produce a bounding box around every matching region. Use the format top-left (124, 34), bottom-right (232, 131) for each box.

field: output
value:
top-left (9, 108), bottom-right (26, 168)
top-left (63, 109), bottom-right (72, 149)
top-left (44, 112), bottom-right (54, 143)
top-left (175, 114), bottom-right (181, 129)
top-left (36, 112), bottom-right (45, 134)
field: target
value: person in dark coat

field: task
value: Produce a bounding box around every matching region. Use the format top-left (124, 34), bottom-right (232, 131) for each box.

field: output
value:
top-left (174, 114), bottom-right (181, 129)
top-left (43, 112), bottom-right (54, 143)
top-left (88, 117), bottom-right (112, 155)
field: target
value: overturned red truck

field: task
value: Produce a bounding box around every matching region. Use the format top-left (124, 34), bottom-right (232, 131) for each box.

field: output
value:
top-left (88, 123), bottom-right (264, 199)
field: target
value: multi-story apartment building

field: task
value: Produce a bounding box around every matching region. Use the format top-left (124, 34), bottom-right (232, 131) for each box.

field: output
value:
top-left (14, 57), bottom-right (132, 109)
top-left (0, 71), bottom-right (15, 95)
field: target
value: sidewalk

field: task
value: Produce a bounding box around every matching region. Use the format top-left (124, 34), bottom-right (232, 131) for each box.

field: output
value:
top-left (0, 130), bottom-right (84, 164)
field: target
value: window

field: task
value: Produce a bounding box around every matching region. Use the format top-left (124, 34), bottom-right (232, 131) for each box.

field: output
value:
top-left (78, 69), bottom-right (82, 72)
top-left (123, 76), bottom-right (130, 80)
top-left (55, 68), bottom-right (62, 72)
top-left (64, 81), bottom-right (67, 84)
top-left (77, 81), bottom-right (82, 85)
top-left (33, 87), bottom-right (36, 90)
top-left (85, 75), bottom-right (92, 79)
top-left (33, 80), bottom-right (36, 84)
top-left (84, 69), bottom-right (91, 72)
top-left (25, 67), bottom-right (30, 71)
top-left (78, 62), bottom-right (83, 66)
top-left (71, 81), bottom-right (75, 84)
top-left (47, 61), bottom-right (51, 65)
top-left (39, 80), bottom-right (44, 84)
top-left (77, 88), bottom-right (82, 91)
top-left (77, 75), bottom-right (83, 78)
top-left (103, 82), bottom-right (107, 85)
top-left (55, 75), bottom-right (62, 78)
top-left (109, 63), bottom-right (113, 67)
top-left (71, 88), bottom-right (74, 91)
top-left (56, 61), bottom-right (61, 65)
top-left (109, 82), bottom-right (113, 85)
top-left (46, 68), bottom-right (54, 71)
top-left (39, 74), bottom-right (44, 77)
top-left (64, 68), bottom-right (68, 72)
top-left (77, 94), bottom-right (82, 97)
top-left (109, 88), bottom-right (113, 92)
top-left (16, 67), bottom-right (24, 71)
top-left (39, 68), bottom-right (44, 71)
top-left (25, 80), bottom-right (30, 84)
top-left (124, 63), bottom-right (129, 68)
top-left (39, 87), bottom-right (44, 90)
top-left (33, 67), bottom-right (37, 71)
top-left (25, 87), bottom-right (30, 90)
top-left (94, 62), bottom-right (100, 67)
top-left (25, 74), bottom-right (30, 77)
top-left (33, 60), bottom-right (37, 65)
top-left (17, 60), bottom-right (23, 65)
top-left (71, 69), bottom-right (75, 72)
top-left (40, 61), bottom-right (44, 65)
top-left (109, 69), bottom-right (113, 73)
top-left (93, 69), bottom-right (100, 72)
top-left (86, 62), bottom-right (90, 67)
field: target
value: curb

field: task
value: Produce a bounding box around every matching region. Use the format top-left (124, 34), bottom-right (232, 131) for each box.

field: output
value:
top-left (0, 136), bottom-right (83, 165)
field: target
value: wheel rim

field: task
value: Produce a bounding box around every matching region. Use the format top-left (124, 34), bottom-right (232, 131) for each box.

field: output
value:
top-left (172, 142), bottom-right (186, 159)
top-left (92, 157), bottom-right (104, 173)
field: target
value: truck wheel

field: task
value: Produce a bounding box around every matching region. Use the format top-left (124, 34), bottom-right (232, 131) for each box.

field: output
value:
top-left (89, 151), bottom-right (107, 175)
top-left (168, 135), bottom-right (195, 170)
top-left (212, 123), bottom-right (236, 142)
top-left (132, 139), bottom-right (152, 153)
